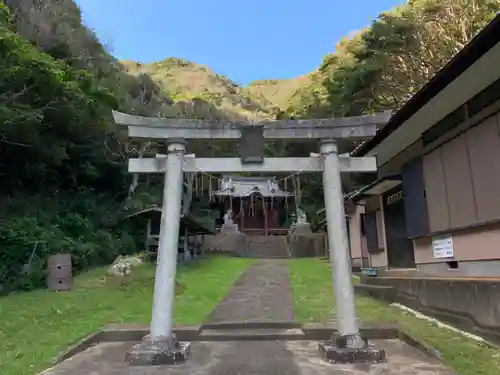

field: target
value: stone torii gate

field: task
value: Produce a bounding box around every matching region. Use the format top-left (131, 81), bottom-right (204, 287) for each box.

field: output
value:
top-left (113, 109), bottom-right (391, 365)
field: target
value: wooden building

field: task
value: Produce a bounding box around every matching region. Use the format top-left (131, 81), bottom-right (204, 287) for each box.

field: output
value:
top-left (347, 15), bottom-right (500, 277)
top-left (123, 206), bottom-right (216, 261)
top-left (213, 175), bottom-right (292, 236)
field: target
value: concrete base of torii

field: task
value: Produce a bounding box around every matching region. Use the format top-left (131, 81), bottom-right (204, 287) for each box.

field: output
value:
top-left (126, 334), bottom-right (191, 366)
top-left (318, 334), bottom-right (386, 364)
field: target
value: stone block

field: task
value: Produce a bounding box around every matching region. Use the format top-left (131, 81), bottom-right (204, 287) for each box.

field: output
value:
top-left (292, 223), bottom-right (312, 234)
top-left (288, 233), bottom-right (326, 257)
top-left (318, 343), bottom-right (386, 364)
top-left (318, 333), bottom-right (386, 364)
top-left (126, 334), bottom-right (191, 366)
top-left (220, 223), bottom-right (239, 235)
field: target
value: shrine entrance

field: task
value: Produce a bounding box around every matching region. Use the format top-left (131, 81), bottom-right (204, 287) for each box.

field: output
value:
top-left (236, 197), bottom-right (269, 234)
top-left (113, 109), bottom-right (391, 365)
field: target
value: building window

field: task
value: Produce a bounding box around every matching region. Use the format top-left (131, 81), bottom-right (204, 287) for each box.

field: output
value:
top-left (467, 77), bottom-right (500, 117)
top-left (422, 77), bottom-right (500, 147)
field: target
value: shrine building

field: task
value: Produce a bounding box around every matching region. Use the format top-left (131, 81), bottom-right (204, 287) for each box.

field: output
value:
top-left (213, 175), bottom-right (293, 236)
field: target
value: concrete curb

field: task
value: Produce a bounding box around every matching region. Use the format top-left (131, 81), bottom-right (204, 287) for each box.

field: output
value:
top-left (55, 324), bottom-right (201, 364)
top-left (55, 322), bottom-right (443, 365)
top-left (301, 323), bottom-right (399, 341)
top-left (56, 330), bottom-right (103, 364)
top-left (397, 330), bottom-right (444, 361)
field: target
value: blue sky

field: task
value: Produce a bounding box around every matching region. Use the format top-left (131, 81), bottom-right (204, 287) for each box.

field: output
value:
top-left (75, 0), bottom-right (405, 85)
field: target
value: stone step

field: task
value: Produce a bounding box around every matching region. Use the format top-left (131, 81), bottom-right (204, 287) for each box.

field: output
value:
top-left (244, 235), bottom-right (290, 258)
top-left (246, 248), bottom-right (288, 253)
top-left (236, 250), bottom-right (290, 258)
top-left (248, 247), bottom-right (286, 249)
top-left (247, 241), bottom-right (285, 246)
top-left (246, 250), bottom-right (290, 257)
top-left (202, 321), bottom-right (301, 330)
top-left (249, 245), bottom-right (286, 247)
top-left (248, 249), bottom-right (284, 253)
top-left (247, 243), bottom-right (288, 248)
top-left (246, 236), bottom-right (285, 241)
top-left (199, 327), bottom-right (305, 341)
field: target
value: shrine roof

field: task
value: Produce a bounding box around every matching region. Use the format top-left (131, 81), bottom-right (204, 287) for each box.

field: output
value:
top-left (214, 175), bottom-right (292, 198)
top-left (122, 205), bottom-right (216, 234)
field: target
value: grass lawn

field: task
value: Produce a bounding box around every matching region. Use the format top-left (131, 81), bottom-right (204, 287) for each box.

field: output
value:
top-left (288, 258), bottom-right (500, 375)
top-left (0, 255), bottom-right (253, 375)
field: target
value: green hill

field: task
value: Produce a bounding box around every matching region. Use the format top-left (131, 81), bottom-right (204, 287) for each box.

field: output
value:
top-left (121, 58), bottom-right (285, 121)
top-left (244, 76), bottom-right (313, 112)
top-left (120, 59), bottom-right (316, 120)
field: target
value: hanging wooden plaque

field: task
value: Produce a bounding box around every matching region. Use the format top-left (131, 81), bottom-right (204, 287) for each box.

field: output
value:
top-left (240, 125), bottom-right (264, 164)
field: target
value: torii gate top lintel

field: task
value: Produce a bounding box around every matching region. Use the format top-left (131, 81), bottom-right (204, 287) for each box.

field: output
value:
top-left (112, 110), bottom-right (391, 141)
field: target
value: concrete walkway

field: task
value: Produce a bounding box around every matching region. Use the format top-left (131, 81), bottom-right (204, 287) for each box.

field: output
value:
top-left (40, 340), bottom-right (458, 375)
top-left (38, 259), bottom-right (460, 375)
top-left (205, 259), bottom-right (294, 323)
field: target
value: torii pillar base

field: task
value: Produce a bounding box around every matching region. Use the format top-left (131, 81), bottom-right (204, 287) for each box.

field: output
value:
top-left (318, 333), bottom-right (386, 364)
top-left (126, 334), bottom-right (191, 366)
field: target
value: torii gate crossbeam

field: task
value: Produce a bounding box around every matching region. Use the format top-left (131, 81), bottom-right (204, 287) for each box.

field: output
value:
top-left (128, 154), bottom-right (377, 174)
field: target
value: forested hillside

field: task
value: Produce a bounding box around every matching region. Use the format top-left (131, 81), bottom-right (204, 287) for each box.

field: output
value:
top-left (285, 0), bottom-right (500, 118)
top-left (122, 59), bottom-right (273, 121)
top-left (1, 0), bottom-right (498, 293)
top-left (0, 0), bottom-right (176, 292)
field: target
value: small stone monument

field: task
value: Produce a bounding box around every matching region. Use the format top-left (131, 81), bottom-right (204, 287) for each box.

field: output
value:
top-left (293, 208), bottom-right (312, 234)
top-left (223, 209), bottom-right (233, 224)
top-left (220, 208), bottom-right (239, 234)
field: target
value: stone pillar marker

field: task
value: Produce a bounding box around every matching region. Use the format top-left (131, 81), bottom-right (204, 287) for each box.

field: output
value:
top-left (292, 208), bottom-right (312, 234)
top-left (126, 140), bottom-right (191, 366)
top-left (221, 208), bottom-right (240, 234)
top-left (318, 140), bottom-right (385, 363)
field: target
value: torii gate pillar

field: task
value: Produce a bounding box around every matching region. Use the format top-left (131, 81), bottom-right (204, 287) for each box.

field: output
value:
top-left (318, 139), bottom-right (385, 362)
top-left (126, 140), bottom-right (191, 366)
top-left (320, 140), bottom-right (359, 334)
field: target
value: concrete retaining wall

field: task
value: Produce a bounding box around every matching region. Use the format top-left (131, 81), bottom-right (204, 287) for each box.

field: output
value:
top-left (361, 276), bottom-right (500, 342)
top-left (287, 233), bottom-right (327, 258)
top-left (201, 233), bottom-right (327, 258)
top-left (201, 234), bottom-right (246, 255)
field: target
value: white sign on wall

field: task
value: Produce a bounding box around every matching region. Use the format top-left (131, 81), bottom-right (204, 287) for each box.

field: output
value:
top-left (431, 235), bottom-right (454, 259)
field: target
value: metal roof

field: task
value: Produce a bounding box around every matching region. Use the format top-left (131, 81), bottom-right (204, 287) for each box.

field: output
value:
top-left (122, 205), bottom-right (216, 234)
